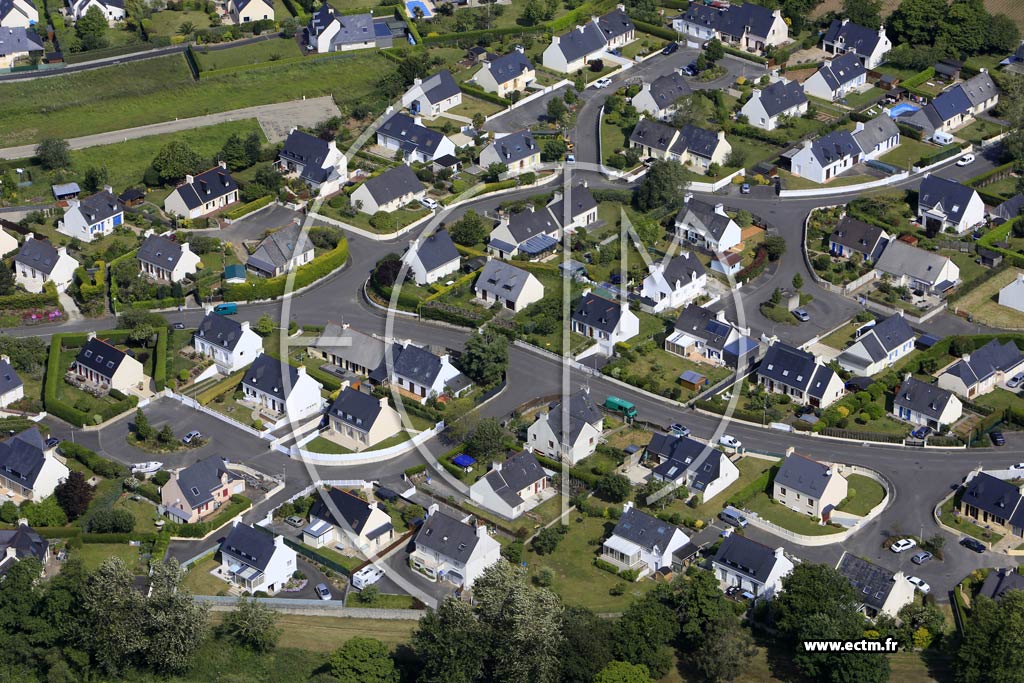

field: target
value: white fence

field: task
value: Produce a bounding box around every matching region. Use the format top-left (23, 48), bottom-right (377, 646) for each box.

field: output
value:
top-left (289, 422), bottom-right (444, 464)
top-left (779, 171), bottom-right (910, 198)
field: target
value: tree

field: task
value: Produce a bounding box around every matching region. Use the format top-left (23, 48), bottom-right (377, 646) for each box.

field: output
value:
top-left (329, 637), bottom-right (399, 683)
top-left (221, 596), bottom-right (280, 653)
top-left (152, 140), bottom-right (204, 184)
top-left (143, 560), bottom-right (209, 674)
top-left (955, 592), bottom-right (1024, 683)
top-left (465, 417), bottom-right (506, 459)
top-left (88, 508), bottom-right (135, 533)
top-left (412, 598), bottom-right (486, 683)
top-left (559, 606), bottom-right (615, 683)
top-left (792, 273), bottom-right (803, 289)
top-left (82, 166), bottom-right (109, 193)
top-left (254, 313), bottom-right (275, 337)
top-left (937, 0), bottom-right (989, 57)
top-left (0, 263), bottom-right (16, 296)
top-left (472, 112), bottom-right (486, 130)
top-left (674, 566), bottom-right (731, 649)
top-left (20, 496), bottom-right (67, 527)
top-left (76, 6), bottom-right (109, 51)
top-left (690, 609), bottom-right (757, 682)
top-left (595, 474), bottom-right (631, 502)
top-left (134, 408), bottom-right (153, 441)
top-left (763, 234), bottom-right (786, 261)
top-left (177, 20), bottom-right (197, 36)
top-left (887, 0), bottom-right (948, 46)
top-left (989, 14), bottom-right (1022, 54)
top-left (36, 138), bottom-right (70, 170)
top-left (530, 526), bottom-right (566, 555)
top-left (595, 661), bottom-right (652, 683)
top-left (842, 0), bottom-right (882, 28)
top-left (483, 162), bottom-right (508, 183)
top-left (371, 254), bottom-right (403, 288)
top-left (80, 557), bottom-right (147, 675)
top-left (635, 160), bottom-right (689, 212)
top-left (704, 38), bottom-right (724, 64)
top-left (54, 471), bottom-right (94, 520)
top-left (460, 329), bottom-right (508, 386)
top-left (0, 500), bottom-right (17, 523)
top-left (217, 134), bottom-right (253, 171)
top-left (542, 138), bottom-right (568, 162)
top-left (547, 95), bottom-right (568, 125)
top-left (157, 424), bottom-right (175, 444)
top-left (449, 209), bottom-right (489, 246)
top-left (614, 591), bottom-right (679, 678)
top-left (522, 0), bottom-right (545, 24)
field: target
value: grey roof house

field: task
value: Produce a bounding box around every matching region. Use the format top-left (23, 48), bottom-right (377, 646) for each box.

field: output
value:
top-left (828, 216), bottom-right (890, 262)
top-left (836, 552), bottom-right (915, 617)
top-left (469, 450), bottom-right (551, 519)
top-left (351, 165), bottom-right (426, 215)
top-left (246, 223), bottom-right (315, 278)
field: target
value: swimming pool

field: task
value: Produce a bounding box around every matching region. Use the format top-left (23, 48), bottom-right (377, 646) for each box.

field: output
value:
top-left (406, 0), bottom-right (433, 17)
top-left (888, 102), bottom-right (920, 118)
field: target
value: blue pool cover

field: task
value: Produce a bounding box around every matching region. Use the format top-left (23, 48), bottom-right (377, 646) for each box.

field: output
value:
top-left (452, 454), bottom-right (476, 467)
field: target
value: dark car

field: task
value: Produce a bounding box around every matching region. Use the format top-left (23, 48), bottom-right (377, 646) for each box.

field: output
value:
top-left (662, 42), bottom-right (679, 55)
top-left (960, 537), bottom-right (986, 553)
top-left (991, 431), bottom-right (1006, 446)
top-left (910, 425), bottom-right (932, 440)
top-left (683, 62), bottom-right (698, 76)
top-left (610, 273), bottom-right (622, 285)
top-left (45, 437), bottom-right (61, 450)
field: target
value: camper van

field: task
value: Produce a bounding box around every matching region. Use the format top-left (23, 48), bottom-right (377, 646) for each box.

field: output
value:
top-left (931, 130), bottom-right (954, 145)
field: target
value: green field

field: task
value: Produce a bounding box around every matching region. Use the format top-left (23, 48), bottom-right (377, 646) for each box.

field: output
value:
top-left (145, 9), bottom-right (214, 36)
top-left (836, 474), bottom-right (886, 516)
top-left (76, 542), bottom-right (147, 572)
top-left (877, 138), bottom-right (938, 170)
top-left (182, 557), bottom-right (228, 596)
top-left (745, 492), bottom-right (845, 535)
top-left (194, 38), bottom-right (305, 72)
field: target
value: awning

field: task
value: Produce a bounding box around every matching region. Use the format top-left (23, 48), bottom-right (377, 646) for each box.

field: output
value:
top-left (603, 534), bottom-right (642, 557)
top-left (520, 234), bottom-right (558, 255)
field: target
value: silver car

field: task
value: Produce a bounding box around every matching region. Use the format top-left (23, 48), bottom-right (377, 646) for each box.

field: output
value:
top-left (792, 308), bottom-right (810, 322)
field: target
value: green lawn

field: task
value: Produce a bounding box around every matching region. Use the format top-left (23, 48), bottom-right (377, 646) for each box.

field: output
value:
top-left (305, 436), bottom-right (353, 454)
top-left (940, 496), bottom-right (1003, 544)
top-left (603, 348), bottom-right (732, 403)
top-left (76, 542), bottom-right (147, 573)
top-left (114, 495), bottom-right (161, 532)
top-left (448, 94), bottom-right (504, 119)
top-left (975, 388), bottom-right (1024, 413)
top-left (319, 202), bottom-right (430, 234)
top-left (842, 86), bottom-right (885, 109)
top-left (661, 456), bottom-right (772, 523)
top-left (957, 118), bottom-right (1006, 145)
top-left (947, 250), bottom-right (986, 286)
top-left (193, 38), bottom-right (305, 72)
top-left (347, 592), bottom-right (420, 609)
top-left (723, 136), bottom-right (782, 172)
top-left (744, 492), bottom-right (844, 535)
top-left (601, 118), bottom-right (631, 165)
top-left (146, 9), bottom-right (214, 37)
top-left (182, 557), bottom-right (229, 596)
top-left (877, 138), bottom-right (939, 170)
top-left (980, 175), bottom-right (1018, 200)
top-left (820, 321), bottom-right (861, 351)
top-left (777, 169), bottom-right (875, 190)
top-left (836, 474), bottom-right (886, 516)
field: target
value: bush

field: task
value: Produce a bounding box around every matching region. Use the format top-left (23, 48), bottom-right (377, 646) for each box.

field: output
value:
top-left (88, 508), bottom-right (135, 533)
top-left (58, 441), bottom-right (128, 478)
top-left (151, 470), bottom-right (171, 487)
top-left (531, 525), bottom-right (567, 555)
top-left (223, 195), bottom-right (273, 220)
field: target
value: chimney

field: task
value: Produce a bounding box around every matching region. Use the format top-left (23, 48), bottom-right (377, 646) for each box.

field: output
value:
top-left (714, 202), bottom-right (725, 213)
top-left (552, 35), bottom-right (560, 44)
top-left (274, 533), bottom-right (285, 549)
top-left (184, 174), bottom-right (195, 185)
top-left (684, 192), bottom-right (693, 204)
top-left (217, 160), bottom-right (227, 170)
top-left (476, 519), bottom-right (489, 538)
top-left (56, 245), bottom-right (67, 258)
top-left (4, 546), bottom-right (14, 562)
top-left (718, 130), bottom-right (726, 141)
top-left (239, 320), bottom-right (251, 332)
top-left (853, 122), bottom-right (865, 134)
top-left (24, 233), bottom-right (34, 243)
top-left (841, 18), bottom-right (848, 26)
top-left (774, 547), bottom-right (786, 559)
top-left (492, 461), bottom-right (503, 472)
top-left (576, 23), bottom-right (586, 33)
top-left (802, 139), bottom-right (813, 149)
top-left (624, 501), bottom-right (634, 512)
top-left (103, 184), bottom-right (113, 194)
top-left (413, 77), bottom-right (422, 86)
top-left (785, 447), bottom-right (794, 456)
top-left (368, 499), bottom-right (378, 510)
top-left (583, 179), bottom-right (588, 188)
top-left (67, 199), bottom-right (80, 210)
top-left (962, 353), bottom-right (970, 363)
top-left (427, 503), bottom-right (439, 516)
top-left (582, 286), bottom-right (591, 296)
top-left (413, 115), bottom-right (423, 127)
top-left (379, 396), bottom-right (389, 409)
top-left (181, 242), bottom-right (192, 256)
top-left (17, 517), bottom-right (28, 527)
top-left (297, 365), bottom-right (307, 377)
top-left (515, 45), bottom-right (524, 54)
top-left (0, 355), bottom-right (9, 365)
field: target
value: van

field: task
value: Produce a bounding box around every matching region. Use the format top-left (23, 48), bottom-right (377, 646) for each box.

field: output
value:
top-left (603, 396), bottom-right (637, 419)
top-left (931, 130), bottom-right (954, 145)
top-left (719, 505), bottom-right (748, 528)
top-left (213, 302), bottom-right (238, 315)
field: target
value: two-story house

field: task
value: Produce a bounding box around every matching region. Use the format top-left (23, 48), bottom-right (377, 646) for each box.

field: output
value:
top-left (900, 71), bottom-right (999, 139)
top-left (473, 259), bottom-right (545, 312)
top-left (0, 355), bottom-right (24, 408)
top-left (821, 18), bottom-right (891, 69)
top-left (376, 112), bottom-right (457, 165)
top-left (837, 313), bottom-right (916, 377)
top-left (789, 129), bottom-right (862, 184)
top-left (350, 165), bottom-right (427, 215)
top-left (917, 175), bottom-right (986, 235)
top-left (542, 6), bottom-right (635, 73)
top-left (527, 387), bottom-right (603, 465)
top-left (69, 334), bottom-right (147, 395)
top-left (802, 52), bottom-right (867, 102)
top-left (664, 304), bottom-right (758, 370)
top-left (228, 0), bottom-right (274, 23)
top-left (163, 162), bottom-right (239, 220)
top-left (836, 552), bottom-right (916, 618)
top-left (0, 0), bottom-right (38, 27)
top-left (402, 70), bottom-right (462, 117)
top-left (828, 216), bottom-right (890, 262)
top-left (571, 290), bottom-right (640, 356)
top-left (307, 322), bottom-right (385, 379)
top-left (305, 5), bottom-right (376, 53)
top-left (217, 521), bottom-right (297, 595)
top-left (241, 353), bottom-right (324, 423)
top-left (873, 240), bottom-right (960, 295)
top-left (325, 387), bottom-right (404, 452)
top-left (630, 70), bottom-right (693, 120)
top-left (472, 48), bottom-right (535, 97)
top-left (479, 130), bottom-right (541, 177)
top-left (0, 428), bottom-right (68, 502)
top-left (601, 502), bottom-right (690, 578)
top-left (67, 0), bottom-right (125, 23)
top-left (640, 251), bottom-right (707, 313)
top-left (893, 376), bottom-right (962, 428)
top-left (160, 456), bottom-right (244, 524)
top-left (410, 506), bottom-right (501, 588)
top-left (673, 196), bottom-right (742, 253)
top-left (487, 204), bottom-right (561, 259)
top-left (757, 342), bottom-right (845, 408)
top-left (711, 533), bottom-right (793, 599)
top-left (938, 339), bottom-right (1024, 399)
top-left (302, 487), bottom-right (394, 556)
top-left (389, 341), bottom-right (470, 403)
top-left (403, 229), bottom-right (460, 286)
top-left (469, 450), bottom-right (551, 520)
top-left (57, 187), bottom-right (123, 242)
top-left (14, 234), bottom-right (79, 293)
top-left (958, 471), bottom-right (1024, 539)
top-left (276, 128), bottom-right (348, 196)
top-left (646, 432), bottom-right (739, 502)
top-left (773, 453), bottom-right (849, 519)
top-left (672, 2), bottom-right (788, 54)
top-left (740, 79), bottom-right (808, 131)
top-left (136, 234), bottom-right (201, 283)
top-left (629, 118), bottom-right (731, 172)
top-left (194, 311), bottom-right (264, 374)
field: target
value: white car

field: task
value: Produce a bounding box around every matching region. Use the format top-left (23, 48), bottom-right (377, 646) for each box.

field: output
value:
top-left (957, 153), bottom-right (976, 166)
top-left (719, 435), bottom-right (742, 450)
top-left (890, 538), bottom-right (917, 553)
top-left (907, 576), bottom-right (931, 595)
top-left (1011, 463), bottom-right (1024, 470)
top-left (419, 197), bottom-right (439, 210)
top-left (1008, 373), bottom-right (1024, 389)
top-left (351, 565), bottom-right (385, 589)
top-left (593, 77), bottom-right (613, 89)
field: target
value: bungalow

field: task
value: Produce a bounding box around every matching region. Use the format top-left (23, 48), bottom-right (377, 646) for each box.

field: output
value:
top-left (160, 456), bottom-right (244, 524)
top-left (136, 234), bottom-right (201, 283)
top-left (478, 130), bottom-right (541, 176)
top-left (325, 388), bottom-right (403, 452)
top-left (937, 339), bottom-right (1024, 399)
top-left (789, 129), bottom-right (862, 184)
top-left (487, 185), bottom-right (597, 259)
top-left (14, 234), bottom-right (79, 293)
top-left (542, 6), bottom-right (635, 73)
top-left (837, 314), bottom-right (916, 376)
top-left (874, 240), bottom-right (960, 294)
top-left (639, 251), bottom-right (707, 313)
top-left (740, 79), bottom-right (808, 131)
top-left (773, 453), bottom-right (848, 518)
top-left (0, 0), bottom-right (38, 27)
top-left (0, 25), bottom-right (43, 68)
top-left (305, 5), bottom-right (375, 53)
top-left (245, 223), bottom-right (314, 278)
top-left (228, 0), bottom-right (273, 23)
top-left (69, 334), bottom-right (147, 395)
top-left (0, 428), bottom-right (68, 502)
top-left (628, 118), bottom-right (731, 172)
top-left (852, 113), bottom-right (901, 163)
top-left (630, 70), bottom-right (692, 120)
top-left (672, 2), bottom-right (787, 54)
top-left (664, 304), bottom-right (757, 370)
top-left (527, 387), bottom-right (603, 465)
top-left (218, 522), bottom-right (297, 596)
top-left (389, 341), bottom-right (469, 403)
top-left (403, 229), bottom-right (460, 285)
top-left (410, 505), bottom-right (501, 588)
top-left (646, 433), bottom-right (739, 502)
top-left (571, 290), bottom-right (640, 356)
top-left (376, 112), bottom-right (457, 164)
top-left (194, 311), bottom-right (264, 374)
top-left (756, 342), bottom-right (845, 408)
top-left (0, 524), bottom-right (48, 576)
top-left (893, 376), bottom-right (962, 428)
top-left (0, 355), bottom-right (23, 407)
top-left (673, 196), bottom-right (742, 252)
top-left (402, 70), bottom-right (462, 117)
top-left (917, 175), bottom-right (986, 235)
top-left (276, 128), bottom-right (347, 195)
top-left (829, 216), bottom-right (890, 262)
top-left (350, 165), bottom-right (427, 215)
top-left (67, 0), bottom-right (125, 23)
top-left (241, 353), bottom-right (324, 423)
top-left (836, 552), bottom-right (916, 618)
top-left (999, 273), bottom-right (1024, 313)
top-left (711, 533), bottom-right (793, 599)
top-left (821, 18), bottom-right (892, 69)
top-left (163, 162), bottom-right (239, 220)
top-left (469, 450), bottom-right (550, 520)
top-left (302, 487), bottom-right (394, 556)
top-left (307, 322), bottom-right (385, 378)
top-left (900, 72), bottom-right (999, 138)
top-left (802, 52), bottom-right (867, 102)
top-left (601, 502), bottom-right (690, 578)
top-left (473, 259), bottom-right (545, 312)
top-left (958, 471), bottom-right (1024, 539)
top-left (472, 48), bottom-right (535, 97)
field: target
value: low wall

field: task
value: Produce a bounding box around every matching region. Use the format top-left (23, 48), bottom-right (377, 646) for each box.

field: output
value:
top-left (194, 594), bottom-right (426, 618)
top-left (291, 422), bottom-right (444, 464)
top-left (780, 171), bottom-right (910, 198)
top-left (484, 80), bottom-right (571, 123)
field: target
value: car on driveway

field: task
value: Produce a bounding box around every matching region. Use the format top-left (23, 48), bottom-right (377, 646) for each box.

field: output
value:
top-left (907, 576), bottom-right (931, 594)
top-left (45, 437), bottom-right (61, 450)
top-left (352, 565), bottom-right (385, 589)
top-left (419, 197), bottom-right (439, 210)
top-left (911, 551), bottom-right (933, 565)
top-left (182, 430), bottom-right (202, 445)
top-left (594, 77), bottom-right (613, 88)
top-left (285, 516), bottom-right (305, 528)
top-left (740, 183), bottom-right (751, 194)
top-left (957, 153), bottom-right (976, 166)
top-left (910, 425), bottom-right (932, 440)
top-left (662, 42), bottom-right (679, 55)
top-left (315, 583), bottom-right (332, 600)
top-left (960, 537), bottom-right (986, 553)
top-left (719, 435), bottom-right (742, 450)
top-left (669, 423), bottom-right (690, 436)
top-left (1008, 373), bottom-right (1024, 389)
top-left (890, 538), bottom-right (917, 553)
top-left (792, 308), bottom-right (810, 322)
top-left (990, 431), bottom-right (1006, 446)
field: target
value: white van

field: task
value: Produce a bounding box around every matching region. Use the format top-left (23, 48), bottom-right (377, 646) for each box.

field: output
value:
top-left (719, 505), bottom-right (749, 528)
top-left (931, 130), bottom-right (954, 145)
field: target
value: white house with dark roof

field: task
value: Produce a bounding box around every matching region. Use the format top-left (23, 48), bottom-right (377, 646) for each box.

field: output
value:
top-left (645, 432), bottom-right (739, 502)
top-left (325, 387), bottom-right (403, 452)
top-left (542, 6), bottom-right (635, 73)
top-left (410, 505), bottom-right (501, 588)
top-left (160, 455), bottom-right (244, 524)
top-left (837, 314), bottom-right (915, 377)
top-left (631, 70), bottom-right (693, 120)
top-left (672, 2), bottom-right (787, 54)
top-left (527, 387), bottom-right (603, 464)
top-left (376, 112), bottom-right (457, 164)
top-left (69, 334), bottom-right (147, 395)
top-left (802, 52), bottom-right (867, 102)
top-left (938, 339), bottom-right (1024, 399)
top-left (958, 470), bottom-right (1024, 539)
top-left (664, 304), bottom-right (757, 369)
top-left (218, 521), bottom-right (296, 595)
top-left (57, 187), bottom-right (123, 242)
top-left (673, 196), bottom-right (742, 253)
top-left (473, 259), bottom-right (544, 312)
top-left (773, 452), bottom-right (848, 518)
top-left (245, 222), bottom-right (314, 278)
top-left (136, 234), bottom-right (201, 283)
top-left (0, 25), bottom-right (42, 68)
top-left (829, 216), bottom-right (890, 262)
top-left (836, 552), bottom-right (915, 618)
top-left (389, 341), bottom-right (468, 403)
top-left (900, 71), bottom-right (999, 138)
top-left (403, 228), bottom-right (460, 285)
top-left (163, 162), bottom-right (239, 220)
top-left (469, 450), bottom-right (550, 520)
top-left (0, 524), bottom-right (48, 576)
top-left (629, 118), bottom-right (731, 172)
top-left (194, 310), bottom-right (263, 374)
top-left (305, 4), bottom-right (375, 53)
top-left (307, 322), bottom-right (385, 378)
top-left (241, 353), bottom-right (324, 423)
top-left (601, 501), bottom-right (690, 578)
top-left (571, 290), bottom-right (639, 356)
top-left (712, 532), bottom-right (793, 598)
top-left (853, 114), bottom-right (900, 160)
top-left (479, 130), bottom-right (541, 176)
top-left (0, 355), bottom-right (23, 408)
top-left (402, 70), bottom-right (462, 117)
top-left (893, 376), bottom-right (962, 428)
top-left (917, 175), bottom-right (985, 235)
top-left (757, 342), bottom-right (844, 408)
top-left (741, 79), bottom-right (808, 131)
top-left (67, 0), bottom-right (124, 23)
top-left (821, 18), bottom-right (891, 69)
top-left (14, 234), bottom-right (78, 293)
top-left (472, 48), bottom-right (534, 97)
top-left (487, 185), bottom-right (597, 259)
top-left (228, 0), bottom-right (273, 23)
top-left (640, 251), bottom-right (707, 313)
top-left (350, 165), bottom-right (426, 215)
top-left (0, 428), bottom-right (68, 502)
top-left (790, 129), bottom-right (862, 184)
top-left (874, 240), bottom-right (959, 295)
top-left (276, 128), bottom-right (347, 195)
top-left (302, 486), bottom-right (394, 556)
top-left (548, 184), bottom-right (598, 231)
top-left (0, 0), bottom-right (38, 28)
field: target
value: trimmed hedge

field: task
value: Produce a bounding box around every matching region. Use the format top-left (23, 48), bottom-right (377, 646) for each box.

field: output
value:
top-left (422, 25), bottom-right (545, 47)
top-left (459, 83), bottom-right (510, 107)
top-left (901, 67), bottom-right (936, 97)
top-left (722, 45), bottom-right (767, 64)
top-left (967, 161), bottom-right (1015, 189)
top-left (420, 304), bottom-right (484, 328)
top-left (727, 464), bottom-right (779, 508)
top-left (153, 326), bottom-right (168, 391)
top-left (633, 20), bottom-right (676, 42)
top-left (404, 464), bottom-right (427, 477)
top-left (224, 195), bottom-right (274, 220)
top-left (166, 495), bottom-right (251, 538)
top-left (223, 239), bottom-right (349, 301)
top-left (282, 536), bottom-right (353, 576)
top-left (0, 281), bottom-right (59, 310)
top-left (137, 481), bottom-right (161, 504)
top-left (896, 122), bottom-right (923, 141)
top-left (196, 368), bottom-right (246, 405)
top-left (46, 333), bottom-right (140, 427)
top-left (591, 188), bottom-right (633, 203)
top-left (59, 441), bottom-right (128, 478)
top-left (916, 143), bottom-right (964, 168)
top-left (74, 260), bottom-right (106, 304)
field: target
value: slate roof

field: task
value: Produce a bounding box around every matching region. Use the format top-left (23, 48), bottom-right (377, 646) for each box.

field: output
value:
top-left (247, 223), bottom-right (312, 274)
top-left (328, 388), bottom-right (383, 431)
top-left (630, 117), bottom-right (678, 153)
top-left (612, 504), bottom-right (681, 553)
top-left (919, 175), bottom-right (978, 227)
top-left (572, 291), bottom-right (624, 334)
top-left (475, 260), bottom-right (536, 303)
top-left (775, 454), bottom-right (836, 499)
top-left (280, 129), bottom-right (334, 185)
top-left (416, 70), bottom-right (461, 104)
top-left (894, 377), bottom-right (956, 421)
top-left (994, 194), bottom-right (1024, 223)
top-left (0, 357), bottom-right (22, 397)
top-left (942, 339), bottom-right (1024, 388)
top-left (629, 118), bottom-right (722, 160)
top-left (552, 21), bottom-right (607, 63)
top-left (175, 456), bottom-right (238, 509)
top-left (195, 312), bottom-right (247, 352)
top-left (391, 343), bottom-right (444, 386)
top-left (859, 314), bottom-right (915, 360)
top-left (377, 113), bottom-right (447, 158)
top-left (754, 79), bottom-right (807, 117)
top-left (315, 322), bottom-right (385, 374)
top-left (137, 234), bottom-right (185, 271)
top-left (961, 472), bottom-right (1023, 523)
top-left (679, 2), bottom-right (777, 39)
top-left (14, 237), bottom-right (61, 275)
top-left (660, 251), bottom-right (706, 285)
top-left (170, 165), bottom-right (237, 211)
top-left (309, 487), bottom-right (393, 540)
top-left (485, 50), bottom-right (534, 85)
top-left (361, 165), bottom-right (425, 206)
top-left (960, 71), bottom-right (998, 108)
top-left (806, 129), bottom-right (861, 167)
top-left (874, 240), bottom-right (953, 286)
top-left (830, 216), bottom-right (888, 256)
top-left (0, 524), bottom-right (48, 570)
top-left (0, 429), bottom-right (48, 490)
top-left (242, 353), bottom-right (301, 399)
top-left (487, 129), bottom-right (539, 164)
top-left (815, 52), bottom-right (866, 91)
top-left (673, 123), bottom-right (722, 159)
top-left (503, 206), bottom-right (560, 245)
top-left (647, 433), bottom-right (710, 483)
top-left (481, 450), bottom-right (546, 508)
top-left (596, 7), bottom-right (633, 42)
top-left (675, 198), bottom-right (736, 242)
top-left (311, 8), bottom-right (374, 49)
top-left (74, 338), bottom-right (129, 379)
top-left (643, 71), bottom-right (692, 111)
top-left (220, 523), bottom-right (277, 572)
top-left (415, 510), bottom-right (480, 561)
top-left (759, 343), bottom-right (819, 391)
top-left (544, 389), bottom-right (602, 444)
top-left (673, 304), bottom-right (733, 348)
top-left (931, 86), bottom-right (973, 123)
top-left (836, 552), bottom-right (897, 612)
top-left (0, 26), bottom-right (42, 54)
top-left (980, 567), bottom-right (1024, 602)
top-left (411, 229), bottom-right (459, 272)
top-left (713, 533), bottom-right (782, 584)
top-left (548, 183), bottom-right (598, 224)
top-left (822, 18), bottom-right (883, 57)
top-left (75, 189), bottom-right (122, 226)
top-left (854, 113), bottom-right (899, 153)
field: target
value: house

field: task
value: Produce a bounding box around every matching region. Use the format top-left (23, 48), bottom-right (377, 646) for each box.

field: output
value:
top-left (664, 304), bottom-right (758, 370)
top-left (803, 53), bottom-right (868, 102)
top-left (630, 70), bottom-right (692, 120)
top-left (874, 240), bottom-right (960, 294)
top-left (917, 175), bottom-right (986, 235)
top-left (163, 162), bottom-right (239, 220)
top-left (959, 471), bottom-right (1024, 538)
top-left (542, 6), bottom-right (635, 74)
top-left (305, 5), bottom-right (376, 53)
top-left (836, 552), bottom-right (915, 618)
top-left (0, 228), bottom-right (16, 258)
top-left (628, 118), bottom-right (731, 172)
top-left (302, 487), bottom-right (394, 555)
top-left (527, 387), bottom-right (603, 465)
top-left (0, 25), bottom-right (43, 67)
top-left (0, 355), bottom-right (23, 408)
top-left (893, 376), bottom-right (962, 428)
top-left (51, 182), bottom-right (80, 201)
top-left (821, 18), bottom-right (891, 69)
top-left (69, 334), bottom-right (147, 395)
top-left (325, 388), bottom-right (403, 452)
top-left (376, 112), bottom-right (457, 164)
top-left (479, 130), bottom-right (541, 176)
top-left (469, 450), bottom-right (550, 520)
top-left (711, 533), bottom-right (793, 599)
top-left (228, 0), bottom-right (273, 23)
top-left (991, 193), bottom-right (1024, 225)
top-left (571, 290), bottom-right (640, 356)
top-left (160, 456), bottom-right (244, 524)
top-left (757, 342), bottom-right (845, 408)
top-left (487, 186), bottom-right (598, 259)
top-left (601, 502), bottom-right (690, 578)
top-left (307, 322), bottom-right (385, 378)
top-left (672, 2), bottom-right (788, 54)
top-left (403, 229), bottom-right (460, 285)
top-left (473, 259), bottom-right (545, 312)
top-left (999, 273), bottom-right (1024, 313)
top-left (596, 5), bottom-right (635, 48)
top-left (547, 184), bottom-right (598, 231)
top-left (0, 524), bottom-right (48, 575)
top-left (673, 196), bottom-right (742, 252)
top-left (136, 234), bottom-right (201, 283)
top-left (790, 130), bottom-right (862, 184)
top-left (640, 251), bottom-right (707, 313)
top-left (938, 339), bottom-right (1024, 399)
top-left (645, 433), bottom-right (739, 502)
top-left (472, 48), bottom-right (534, 97)
top-left (194, 311), bottom-right (264, 374)
top-left (0, 428), bottom-right (68, 501)
top-left (837, 314), bottom-right (916, 376)
top-left (276, 128), bottom-right (347, 195)
top-left (828, 216), bottom-right (890, 262)
top-left (14, 233), bottom-right (79, 293)
top-left (853, 114), bottom-right (901, 162)
top-left (218, 522), bottom-right (297, 595)
top-left (241, 353), bottom-right (324, 423)
top-left (402, 70), bottom-right (462, 117)
top-left (773, 453), bottom-right (848, 518)
top-left (350, 165), bottom-right (427, 215)
top-left (900, 71), bottom-right (1000, 138)
top-left (389, 341), bottom-right (469, 403)
top-left (0, 0), bottom-right (38, 27)
top-left (67, 0), bottom-right (125, 23)
top-left (410, 505), bottom-right (501, 588)
top-left (245, 222), bottom-right (314, 278)
top-left (740, 79), bottom-right (808, 131)
top-left (979, 567), bottom-right (1024, 602)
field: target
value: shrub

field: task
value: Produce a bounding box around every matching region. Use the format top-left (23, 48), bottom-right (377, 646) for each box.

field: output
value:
top-left (531, 525), bottom-right (567, 555)
top-left (88, 508), bottom-right (135, 533)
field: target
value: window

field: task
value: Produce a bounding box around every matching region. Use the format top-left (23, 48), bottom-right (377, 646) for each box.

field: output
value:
top-left (779, 487), bottom-right (786, 496)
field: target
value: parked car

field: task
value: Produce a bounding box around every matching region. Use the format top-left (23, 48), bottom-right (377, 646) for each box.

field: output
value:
top-left (285, 516), bottom-right (305, 528)
top-left (173, 322), bottom-right (186, 330)
top-left (352, 565), bottom-right (385, 589)
top-left (594, 77), bottom-right (613, 88)
top-left (315, 583), bottom-right (332, 601)
top-left (609, 273), bottom-right (622, 285)
top-left (1011, 462), bottom-right (1024, 470)
top-left (911, 551), bottom-right (933, 565)
top-left (182, 430), bottom-right (202, 445)
top-left (910, 426), bottom-right (932, 440)
top-left (792, 308), bottom-right (810, 322)
top-left (1008, 373), bottom-right (1024, 389)
top-left (719, 435), bottom-right (742, 450)
top-left (956, 153), bottom-right (976, 166)
top-left (45, 437), bottom-right (61, 450)
top-left (566, 154), bottom-right (576, 163)
top-left (740, 183), bottom-right (751, 194)
top-left (419, 197), bottom-right (439, 210)
top-left (719, 505), bottom-right (748, 528)
top-left (890, 538), bottom-right (917, 553)
top-left (990, 431), bottom-right (1006, 446)
top-left (662, 42), bottom-right (679, 55)
top-left (683, 62), bottom-right (698, 76)
top-left (669, 423), bottom-right (691, 437)
top-left (907, 576), bottom-right (931, 594)
top-left (960, 537), bottom-right (986, 553)
top-left (213, 302), bottom-right (237, 315)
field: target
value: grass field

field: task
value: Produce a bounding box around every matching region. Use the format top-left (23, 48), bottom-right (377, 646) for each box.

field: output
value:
top-left (958, 118), bottom-right (1006, 145)
top-left (878, 138), bottom-right (938, 170)
top-left (745, 492), bottom-right (845, 535)
top-left (777, 169), bottom-right (874, 190)
top-left (305, 436), bottom-right (353, 454)
top-left (448, 94), bottom-right (504, 119)
top-left (182, 557), bottom-right (228, 596)
top-left (820, 321), bottom-right (861, 351)
top-left (114, 495), bottom-right (161, 532)
top-left (194, 38), bottom-right (305, 72)
top-left (951, 267), bottom-right (1024, 329)
top-left (77, 542), bottom-right (146, 572)
top-left (146, 9), bottom-right (214, 36)
top-left (836, 474), bottom-right (886, 516)
top-left (604, 348), bottom-right (732, 403)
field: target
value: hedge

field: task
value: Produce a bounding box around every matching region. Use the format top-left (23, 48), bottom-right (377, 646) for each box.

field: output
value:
top-left (196, 368), bottom-right (246, 405)
top-left (282, 536), bottom-right (353, 576)
top-left (394, 4), bottom-right (422, 44)
top-left (153, 326), bottom-right (168, 391)
top-left (722, 45), bottom-right (767, 64)
top-left (901, 67), bottom-right (936, 97)
top-left (166, 495), bottom-right (251, 538)
top-left (967, 161), bottom-right (1015, 189)
top-left (59, 441), bottom-right (128, 478)
top-left (137, 481), bottom-right (161, 504)
top-left (37, 526), bottom-right (83, 539)
top-left (224, 195), bottom-right (274, 221)
top-left (727, 464), bottom-right (779, 508)
top-left (404, 464), bottom-right (427, 477)
top-left (0, 281), bottom-right (59, 311)
top-left (633, 20), bottom-right (676, 42)
top-left (419, 303), bottom-right (484, 328)
top-left (896, 122), bottom-right (923, 141)
top-left (46, 333), bottom-right (139, 427)
top-left (916, 142), bottom-right (964, 168)
top-left (82, 532), bottom-right (158, 544)
top-left (459, 83), bottom-right (510, 107)
top-left (223, 239), bottom-right (349, 301)
top-left (421, 24), bottom-right (545, 46)
top-left (591, 188), bottom-right (633, 204)
top-left (74, 260), bottom-right (106, 304)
